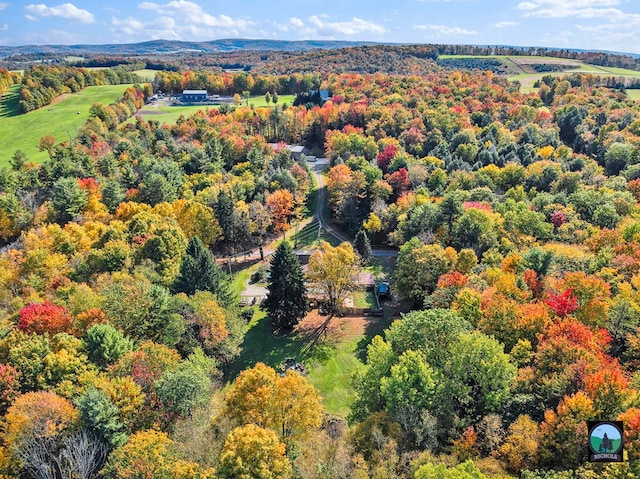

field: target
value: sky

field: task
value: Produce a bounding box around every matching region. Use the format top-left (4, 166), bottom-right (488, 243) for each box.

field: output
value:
top-left (1, 0), bottom-right (640, 54)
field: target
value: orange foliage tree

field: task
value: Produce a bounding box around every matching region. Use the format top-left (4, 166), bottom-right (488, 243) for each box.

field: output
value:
top-left (265, 189), bottom-right (294, 234)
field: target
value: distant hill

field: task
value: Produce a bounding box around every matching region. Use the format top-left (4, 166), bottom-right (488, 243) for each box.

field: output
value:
top-left (258, 44), bottom-right (440, 75)
top-left (0, 38), bottom-right (379, 58)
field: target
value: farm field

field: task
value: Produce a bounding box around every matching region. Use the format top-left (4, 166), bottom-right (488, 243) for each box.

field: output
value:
top-left (133, 68), bottom-right (159, 81)
top-left (132, 94), bottom-right (296, 124)
top-left (0, 83), bottom-right (133, 166)
top-left (440, 54), bottom-right (640, 93)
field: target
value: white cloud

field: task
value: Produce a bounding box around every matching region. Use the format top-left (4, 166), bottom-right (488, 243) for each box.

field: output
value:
top-left (284, 15), bottom-right (385, 38)
top-left (138, 1), bottom-right (251, 29)
top-left (414, 24), bottom-right (477, 35)
top-left (110, 0), bottom-right (254, 41)
top-left (516, 0), bottom-right (635, 19)
top-left (494, 21), bottom-right (517, 27)
top-left (0, 3), bottom-right (8, 10)
top-left (0, 23), bottom-right (7, 31)
top-left (24, 3), bottom-right (95, 23)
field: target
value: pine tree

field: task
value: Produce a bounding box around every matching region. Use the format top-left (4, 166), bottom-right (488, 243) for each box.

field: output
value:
top-left (174, 236), bottom-right (234, 307)
top-left (354, 229), bottom-right (372, 263)
top-left (263, 241), bottom-right (308, 330)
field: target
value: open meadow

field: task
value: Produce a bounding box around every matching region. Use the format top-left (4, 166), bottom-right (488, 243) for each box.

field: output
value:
top-left (0, 84), bottom-right (133, 166)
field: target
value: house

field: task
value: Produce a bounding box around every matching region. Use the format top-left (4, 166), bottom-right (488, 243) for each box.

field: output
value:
top-left (268, 143), bottom-right (311, 161)
top-left (180, 90), bottom-right (208, 102)
top-left (310, 89), bottom-right (331, 103)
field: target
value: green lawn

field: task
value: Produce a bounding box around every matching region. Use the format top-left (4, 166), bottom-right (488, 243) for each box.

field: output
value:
top-left (0, 84), bottom-right (133, 166)
top-left (226, 307), bottom-right (393, 416)
top-left (132, 95), bottom-right (296, 125)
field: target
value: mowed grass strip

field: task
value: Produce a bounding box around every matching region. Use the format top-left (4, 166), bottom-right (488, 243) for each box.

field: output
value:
top-left (0, 84), bottom-right (133, 167)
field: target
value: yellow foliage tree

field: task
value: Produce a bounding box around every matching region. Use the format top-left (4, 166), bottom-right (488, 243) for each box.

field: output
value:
top-left (223, 362), bottom-right (323, 447)
top-left (218, 424), bottom-right (291, 479)
top-left (102, 429), bottom-right (214, 479)
top-left (306, 241), bottom-right (360, 314)
top-left (498, 415), bottom-right (539, 474)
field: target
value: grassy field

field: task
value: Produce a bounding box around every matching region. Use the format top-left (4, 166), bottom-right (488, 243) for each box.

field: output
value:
top-left (0, 84), bottom-right (133, 166)
top-left (132, 95), bottom-right (296, 125)
top-left (133, 69), bottom-right (159, 82)
top-left (627, 90), bottom-right (640, 101)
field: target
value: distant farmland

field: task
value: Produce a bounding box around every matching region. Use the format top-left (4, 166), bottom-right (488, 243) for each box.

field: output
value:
top-left (0, 84), bottom-right (133, 166)
top-left (439, 54), bottom-right (640, 93)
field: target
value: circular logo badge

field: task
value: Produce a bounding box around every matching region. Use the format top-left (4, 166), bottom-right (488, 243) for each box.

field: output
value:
top-left (589, 423), bottom-right (623, 455)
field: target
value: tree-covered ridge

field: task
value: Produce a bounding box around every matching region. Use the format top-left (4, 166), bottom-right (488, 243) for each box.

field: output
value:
top-left (2, 66), bottom-right (640, 478)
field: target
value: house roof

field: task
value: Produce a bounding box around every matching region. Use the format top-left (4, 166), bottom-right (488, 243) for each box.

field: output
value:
top-left (358, 273), bottom-right (375, 286)
top-left (182, 90), bottom-right (208, 95)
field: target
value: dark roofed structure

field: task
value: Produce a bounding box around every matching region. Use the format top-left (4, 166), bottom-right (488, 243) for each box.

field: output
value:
top-left (181, 89), bottom-right (208, 102)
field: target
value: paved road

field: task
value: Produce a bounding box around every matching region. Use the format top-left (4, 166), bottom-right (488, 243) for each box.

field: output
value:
top-left (239, 157), bottom-right (397, 299)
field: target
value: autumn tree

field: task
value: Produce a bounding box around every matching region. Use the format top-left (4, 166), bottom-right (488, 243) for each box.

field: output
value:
top-left (266, 189), bottom-right (294, 234)
top-left (18, 301), bottom-right (73, 335)
top-left (223, 362), bottom-right (323, 447)
top-left (101, 429), bottom-right (213, 479)
top-left (498, 415), bottom-right (540, 474)
top-left (0, 363), bottom-right (20, 414)
top-left (218, 424), bottom-right (291, 479)
top-left (2, 391), bottom-right (79, 478)
top-left (263, 241), bottom-right (308, 330)
top-left (306, 241), bottom-right (360, 314)
top-left (395, 238), bottom-right (456, 308)
top-left (539, 391), bottom-right (595, 469)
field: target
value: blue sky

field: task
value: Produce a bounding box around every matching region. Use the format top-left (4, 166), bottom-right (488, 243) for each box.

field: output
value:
top-left (0, 0), bottom-right (639, 54)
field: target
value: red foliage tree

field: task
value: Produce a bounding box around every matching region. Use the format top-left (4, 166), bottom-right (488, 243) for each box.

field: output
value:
top-left (376, 144), bottom-right (398, 173)
top-left (545, 288), bottom-right (578, 318)
top-left (18, 301), bottom-right (73, 335)
top-left (550, 210), bottom-right (567, 229)
top-left (385, 167), bottom-right (410, 198)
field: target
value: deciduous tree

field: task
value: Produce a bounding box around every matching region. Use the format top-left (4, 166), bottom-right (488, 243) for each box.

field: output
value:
top-left (306, 241), bottom-right (359, 314)
top-left (218, 424), bottom-right (291, 479)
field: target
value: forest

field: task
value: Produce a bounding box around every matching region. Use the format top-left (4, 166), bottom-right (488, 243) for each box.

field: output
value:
top-left (2, 56), bottom-right (640, 479)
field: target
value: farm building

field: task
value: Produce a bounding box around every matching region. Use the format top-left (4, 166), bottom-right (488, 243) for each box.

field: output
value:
top-left (180, 90), bottom-right (208, 102)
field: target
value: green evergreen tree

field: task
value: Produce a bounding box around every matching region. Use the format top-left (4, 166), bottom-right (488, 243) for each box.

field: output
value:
top-left (75, 386), bottom-right (128, 449)
top-left (354, 229), bottom-right (373, 263)
top-left (174, 236), bottom-right (234, 307)
top-left (263, 241), bottom-right (308, 330)
top-left (51, 176), bottom-right (89, 224)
